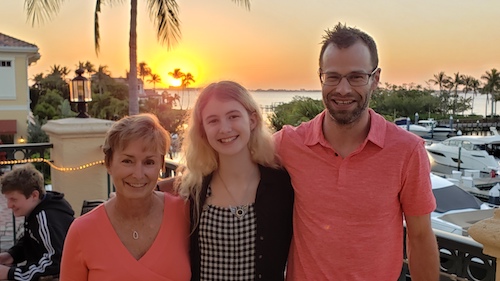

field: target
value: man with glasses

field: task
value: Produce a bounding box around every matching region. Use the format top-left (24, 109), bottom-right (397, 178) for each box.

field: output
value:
top-left (274, 23), bottom-right (439, 280)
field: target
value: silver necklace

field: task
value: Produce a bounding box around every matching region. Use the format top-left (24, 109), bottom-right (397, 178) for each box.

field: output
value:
top-left (132, 230), bottom-right (139, 240)
top-left (218, 171), bottom-right (249, 219)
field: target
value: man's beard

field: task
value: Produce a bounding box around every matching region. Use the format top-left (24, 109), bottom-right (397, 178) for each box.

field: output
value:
top-left (323, 91), bottom-right (370, 125)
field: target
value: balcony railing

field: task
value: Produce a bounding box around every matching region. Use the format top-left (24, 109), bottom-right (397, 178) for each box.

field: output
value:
top-left (400, 228), bottom-right (496, 280)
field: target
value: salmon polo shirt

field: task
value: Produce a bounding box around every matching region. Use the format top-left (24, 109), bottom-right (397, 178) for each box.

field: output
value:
top-left (275, 109), bottom-right (436, 281)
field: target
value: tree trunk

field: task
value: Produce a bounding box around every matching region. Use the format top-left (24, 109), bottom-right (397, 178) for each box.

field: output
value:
top-left (128, 0), bottom-right (139, 115)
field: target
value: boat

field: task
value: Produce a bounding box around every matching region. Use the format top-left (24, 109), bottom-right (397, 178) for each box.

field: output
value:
top-left (425, 134), bottom-right (500, 174)
top-left (430, 173), bottom-right (494, 236)
top-left (394, 117), bottom-right (431, 138)
top-left (417, 119), bottom-right (455, 140)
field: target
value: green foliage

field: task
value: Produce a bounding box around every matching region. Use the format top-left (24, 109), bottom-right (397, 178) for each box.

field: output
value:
top-left (156, 108), bottom-right (188, 135)
top-left (28, 116), bottom-right (49, 143)
top-left (370, 83), bottom-right (467, 120)
top-left (33, 89), bottom-right (64, 120)
top-left (59, 99), bottom-right (77, 118)
top-left (139, 95), bottom-right (187, 135)
top-left (88, 92), bottom-right (128, 120)
top-left (269, 96), bottom-right (324, 131)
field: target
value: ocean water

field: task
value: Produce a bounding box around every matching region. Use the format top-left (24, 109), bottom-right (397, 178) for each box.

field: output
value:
top-left (169, 89), bottom-right (322, 111)
top-left (169, 89), bottom-right (490, 117)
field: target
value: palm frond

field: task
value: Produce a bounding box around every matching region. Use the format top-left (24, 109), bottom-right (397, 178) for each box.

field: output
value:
top-left (94, 0), bottom-right (124, 55)
top-left (232, 0), bottom-right (251, 10)
top-left (24, 0), bottom-right (64, 26)
top-left (94, 0), bottom-right (103, 54)
top-left (147, 0), bottom-right (181, 50)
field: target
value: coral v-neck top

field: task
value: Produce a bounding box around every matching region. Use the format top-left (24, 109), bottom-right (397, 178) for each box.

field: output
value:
top-left (60, 193), bottom-right (191, 281)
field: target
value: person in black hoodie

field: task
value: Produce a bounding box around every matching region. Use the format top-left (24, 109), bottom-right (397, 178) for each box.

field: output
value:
top-left (0, 163), bottom-right (74, 281)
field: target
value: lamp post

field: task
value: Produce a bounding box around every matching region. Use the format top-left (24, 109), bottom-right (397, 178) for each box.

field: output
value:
top-left (70, 68), bottom-right (92, 118)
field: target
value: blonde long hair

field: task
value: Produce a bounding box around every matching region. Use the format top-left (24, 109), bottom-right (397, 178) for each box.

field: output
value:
top-left (177, 81), bottom-right (278, 222)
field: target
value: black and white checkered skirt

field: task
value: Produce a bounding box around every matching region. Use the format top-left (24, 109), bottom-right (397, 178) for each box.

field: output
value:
top-left (199, 203), bottom-right (257, 280)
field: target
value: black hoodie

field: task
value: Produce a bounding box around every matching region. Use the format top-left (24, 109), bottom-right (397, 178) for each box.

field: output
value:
top-left (7, 191), bottom-right (74, 281)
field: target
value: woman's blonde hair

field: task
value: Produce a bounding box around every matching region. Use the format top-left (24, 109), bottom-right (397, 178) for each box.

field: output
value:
top-left (102, 113), bottom-right (170, 168)
top-left (177, 81), bottom-right (278, 221)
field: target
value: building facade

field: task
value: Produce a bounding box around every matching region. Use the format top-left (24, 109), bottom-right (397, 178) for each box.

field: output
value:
top-left (0, 33), bottom-right (40, 144)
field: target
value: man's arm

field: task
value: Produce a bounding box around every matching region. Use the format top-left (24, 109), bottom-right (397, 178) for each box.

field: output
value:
top-left (7, 236), bottom-right (25, 264)
top-left (405, 214), bottom-right (440, 281)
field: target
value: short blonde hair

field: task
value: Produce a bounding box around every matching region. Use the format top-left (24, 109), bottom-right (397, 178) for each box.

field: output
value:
top-left (103, 113), bottom-right (171, 167)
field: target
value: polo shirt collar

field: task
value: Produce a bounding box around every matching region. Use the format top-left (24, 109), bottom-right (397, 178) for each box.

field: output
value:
top-left (304, 109), bottom-right (386, 149)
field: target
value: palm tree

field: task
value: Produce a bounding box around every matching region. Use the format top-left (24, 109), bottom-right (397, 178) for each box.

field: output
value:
top-left (462, 75), bottom-right (481, 115)
top-left (49, 64), bottom-right (70, 79)
top-left (182, 72), bottom-right (195, 109)
top-left (24, 0), bottom-right (251, 116)
top-left (31, 73), bottom-right (45, 90)
top-left (168, 68), bottom-right (185, 81)
top-left (168, 68), bottom-right (185, 109)
top-left (429, 71), bottom-right (451, 114)
top-left (162, 91), bottom-right (180, 108)
top-left (481, 68), bottom-right (500, 116)
top-left (469, 77), bottom-right (481, 115)
top-left (138, 62), bottom-right (151, 86)
top-left (93, 65), bottom-right (111, 95)
top-left (461, 75), bottom-right (471, 115)
top-left (77, 61), bottom-right (96, 78)
top-left (147, 73), bottom-right (162, 92)
top-left (429, 71), bottom-right (450, 94)
top-left (448, 72), bottom-right (463, 115)
top-left (84, 61), bottom-right (96, 78)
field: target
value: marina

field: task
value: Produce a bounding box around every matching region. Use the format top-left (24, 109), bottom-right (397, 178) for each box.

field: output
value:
top-left (430, 161), bottom-right (500, 203)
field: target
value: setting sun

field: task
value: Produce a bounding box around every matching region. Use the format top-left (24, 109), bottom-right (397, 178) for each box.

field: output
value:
top-left (146, 48), bottom-right (202, 88)
top-left (168, 77), bottom-right (182, 87)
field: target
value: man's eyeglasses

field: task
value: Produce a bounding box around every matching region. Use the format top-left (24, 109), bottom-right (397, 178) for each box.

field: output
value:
top-left (319, 68), bottom-right (379, 86)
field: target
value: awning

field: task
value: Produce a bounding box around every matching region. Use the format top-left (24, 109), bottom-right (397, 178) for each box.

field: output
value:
top-left (0, 120), bottom-right (17, 134)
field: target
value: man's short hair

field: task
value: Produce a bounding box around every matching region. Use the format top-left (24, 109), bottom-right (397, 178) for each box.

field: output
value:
top-left (1, 163), bottom-right (45, 198)
top-left (319, 22), bottom-right (379, 70)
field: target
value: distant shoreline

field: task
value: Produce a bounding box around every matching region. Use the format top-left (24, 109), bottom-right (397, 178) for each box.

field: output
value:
top-left (251, 89), bottom-right (321, 92)
top-left (157, 87), bottom-right (321, 92)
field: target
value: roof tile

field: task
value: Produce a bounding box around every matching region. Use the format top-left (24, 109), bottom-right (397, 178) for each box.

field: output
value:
top-left (0, 33), bottom-right (38, 48)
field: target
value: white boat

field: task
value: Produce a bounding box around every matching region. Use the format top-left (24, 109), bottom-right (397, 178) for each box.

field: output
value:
top-left (394, 117), bottom-right (431, 138)
top-left (430, 173), bottom-right (494, 236)
top-left (398, 124), bottom-right (431, 138)
top-left (417, 119), bottom-right (455, 140)
top-left (425, 134), bottom-right (500, 174)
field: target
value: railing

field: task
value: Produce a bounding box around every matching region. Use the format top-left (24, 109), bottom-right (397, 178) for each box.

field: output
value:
top-left (0, 143), bottom-right (53, 249)
top-left (399, 228), bottom-right (496, 281)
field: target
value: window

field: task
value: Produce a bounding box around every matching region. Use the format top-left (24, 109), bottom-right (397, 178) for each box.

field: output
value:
top-left (0, 58), bottom-right (16, 99)
top-left (0, 61), bottom-right (12, 67)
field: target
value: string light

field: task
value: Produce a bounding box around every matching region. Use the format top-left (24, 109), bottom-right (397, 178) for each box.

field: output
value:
top-left (0, 158), bottom-right (104, 172)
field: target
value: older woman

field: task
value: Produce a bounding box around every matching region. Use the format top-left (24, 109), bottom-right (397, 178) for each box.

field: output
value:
top-left (60, 113), bottom-right (190, 281)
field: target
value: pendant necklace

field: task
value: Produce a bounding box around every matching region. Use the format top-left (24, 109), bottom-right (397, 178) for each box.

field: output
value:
top-left (218, 171), bottom-right (249, 219)
top-left (132, 230), bottom-right (139, 240)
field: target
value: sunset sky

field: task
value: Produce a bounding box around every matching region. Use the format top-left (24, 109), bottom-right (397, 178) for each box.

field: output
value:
top-left (1, 0), bottom-right (499, 90)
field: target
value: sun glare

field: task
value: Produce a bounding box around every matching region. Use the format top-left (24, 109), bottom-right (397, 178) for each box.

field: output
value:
top-left (147, 50), bottom-right (201, 88)
top-left (168, 77), bottom-right (182, 87)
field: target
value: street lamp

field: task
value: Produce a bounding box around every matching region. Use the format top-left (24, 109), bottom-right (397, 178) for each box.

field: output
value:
top-left (69, 68), bottom-right (92, 118)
